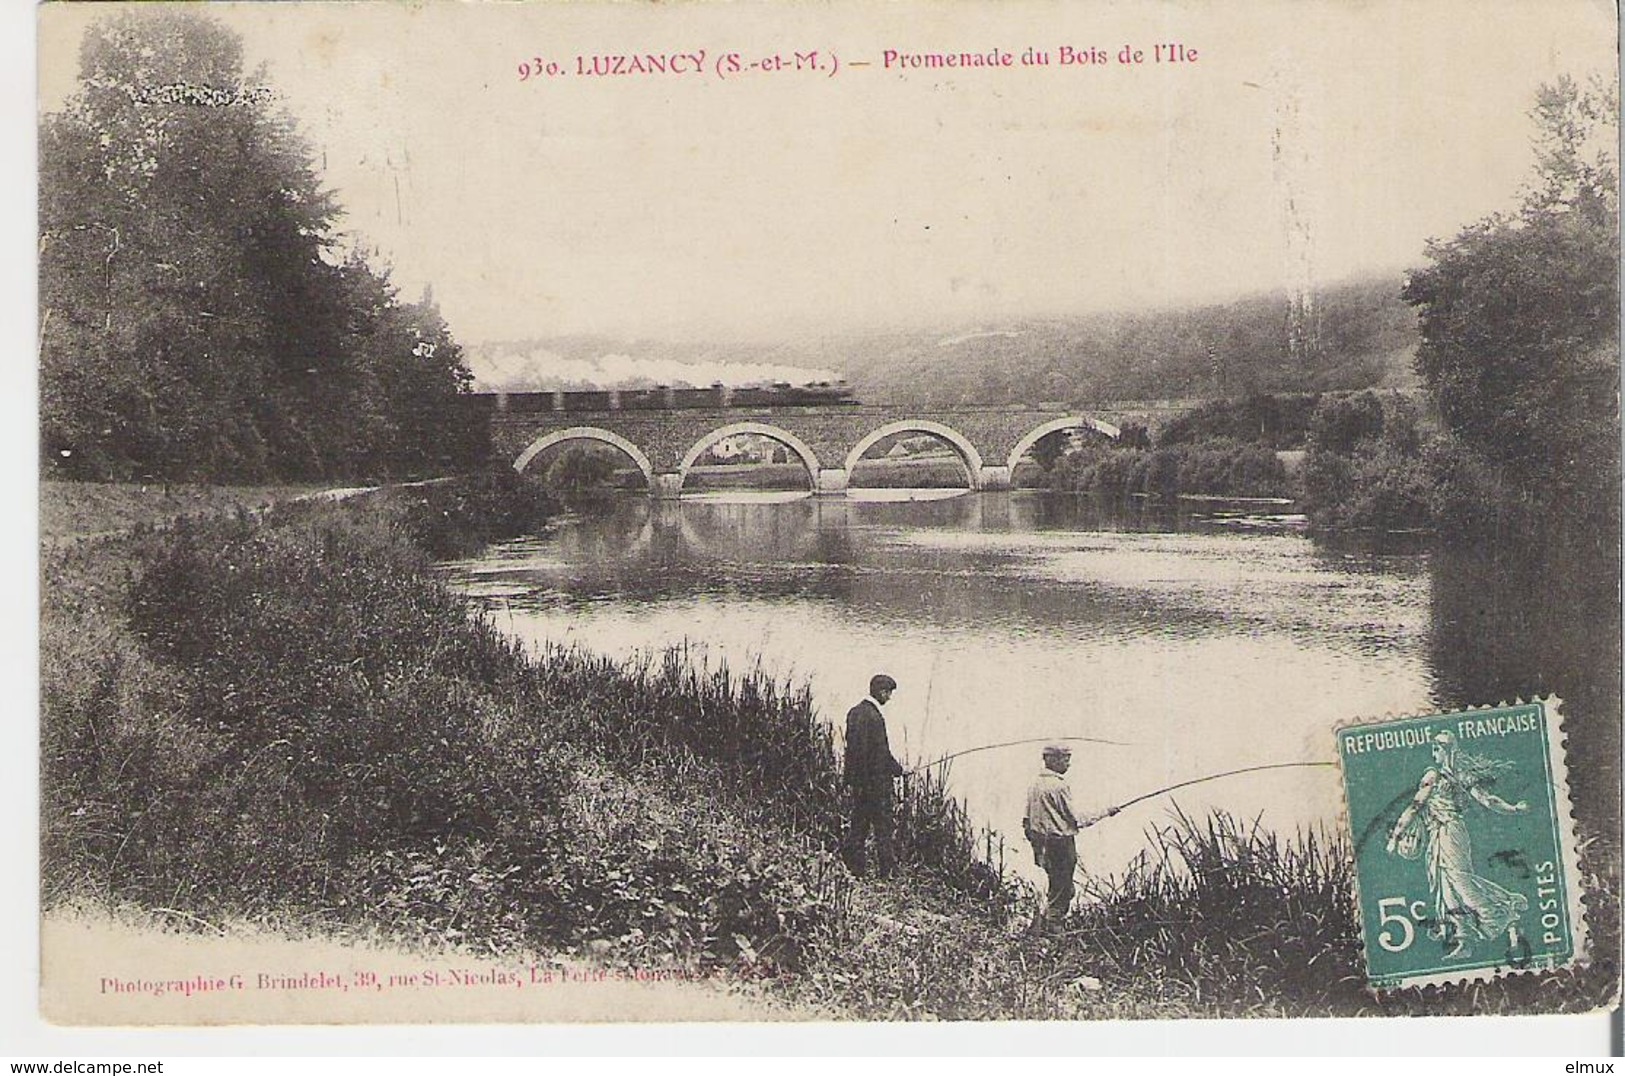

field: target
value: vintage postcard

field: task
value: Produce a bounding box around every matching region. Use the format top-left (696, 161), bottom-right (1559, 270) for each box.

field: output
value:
top-left (27, 0), bottom-right (1621, 1053)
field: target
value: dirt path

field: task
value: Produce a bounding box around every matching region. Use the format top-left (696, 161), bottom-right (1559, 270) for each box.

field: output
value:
top-left (39, 478), bottom-right (466, 546)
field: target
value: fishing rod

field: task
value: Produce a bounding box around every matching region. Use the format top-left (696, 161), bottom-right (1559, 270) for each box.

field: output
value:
top-left (1050, 759), bottom-right (1339, 888)
top-left (907, 734), bottom-right (1136, 775)
top-left (1106, 760), bottom-right (1337, 813)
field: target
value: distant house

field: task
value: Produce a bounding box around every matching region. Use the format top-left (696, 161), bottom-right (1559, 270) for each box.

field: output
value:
top-left (704, 435), bottom-right (786, 465)
top-left (708, 437), bottom-right (753, 463)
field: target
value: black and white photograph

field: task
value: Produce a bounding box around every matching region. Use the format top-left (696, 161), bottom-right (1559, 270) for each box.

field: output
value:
top-left (20, 0), bottom-right (1623, 1054)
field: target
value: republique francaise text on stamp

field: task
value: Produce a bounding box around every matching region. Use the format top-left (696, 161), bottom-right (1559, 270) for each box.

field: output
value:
top-left (1337, 699), bottom-right (1586, 990)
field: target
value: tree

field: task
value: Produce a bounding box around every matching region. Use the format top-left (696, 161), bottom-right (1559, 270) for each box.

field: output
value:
top-left (41, 11), bottom-right (333, 479)
top-left (1029, 430), bottom-right (1071, 470)
top-left (344, 271), bottom-right (479, 477)
top-left (1403, 76), bottom-right (1619, 510)
top-left (1307, 391), bottom-right (1385, 456)
top-left (545, 447), bottom-right (618, 492)
top-left (39, 9), bottom-right (476, 482)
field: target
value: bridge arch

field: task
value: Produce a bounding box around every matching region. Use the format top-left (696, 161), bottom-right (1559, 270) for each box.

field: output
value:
top-left (1005, 416), bottom-right (1121, 471)
top-left (844, 420), bottom-right (984, 486)
top-left (677, 422), bottom-right (823, 492)
top-left (512, 426), bottom-right (656, 491)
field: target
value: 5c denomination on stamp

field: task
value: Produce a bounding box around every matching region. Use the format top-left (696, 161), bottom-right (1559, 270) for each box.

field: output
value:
top-left (1337, 699), bottom-right (1586, 990)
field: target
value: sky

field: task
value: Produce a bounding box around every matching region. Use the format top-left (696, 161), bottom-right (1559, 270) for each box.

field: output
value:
top-left (36, 0), bottom-right (1620, 350)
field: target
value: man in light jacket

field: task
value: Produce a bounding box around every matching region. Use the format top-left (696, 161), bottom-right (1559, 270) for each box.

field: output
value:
top-left (1024, 743), bottom-right (1117, 928)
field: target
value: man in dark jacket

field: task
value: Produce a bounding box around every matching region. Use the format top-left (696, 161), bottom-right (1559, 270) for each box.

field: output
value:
top-left (840, 674), bottom-right (903, 878)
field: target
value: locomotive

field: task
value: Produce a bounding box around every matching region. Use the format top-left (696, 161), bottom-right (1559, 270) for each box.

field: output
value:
top-left (492, 380), bottom-right (858, 413)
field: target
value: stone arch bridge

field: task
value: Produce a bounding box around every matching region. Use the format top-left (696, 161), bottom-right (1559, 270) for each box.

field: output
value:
top-left (478, 394), bottom-right (1126, 497)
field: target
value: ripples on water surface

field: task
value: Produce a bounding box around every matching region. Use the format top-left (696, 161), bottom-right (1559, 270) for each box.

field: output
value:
top-left (443, 490), bottom-right (1555, 882)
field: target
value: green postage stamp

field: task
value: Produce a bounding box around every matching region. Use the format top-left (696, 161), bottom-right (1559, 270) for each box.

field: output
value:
top-left (1337, 699), bottom-right (1587, 990)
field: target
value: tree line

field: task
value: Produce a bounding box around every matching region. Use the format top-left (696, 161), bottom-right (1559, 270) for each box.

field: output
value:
top-left (1404, 75), bottom-right (1619, 519)
top-left (40, 10), bottom-right (482, 484)
top-left (1304, 75), bottom-right (1619, 534)
top-left (817, 274), bottom-right (1419, 412)
top-left (1040, 76), bottom-right (1618, 536)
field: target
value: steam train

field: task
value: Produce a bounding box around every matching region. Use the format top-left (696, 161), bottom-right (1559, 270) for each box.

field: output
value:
top-left (491, 380), bottom-right (858, 413)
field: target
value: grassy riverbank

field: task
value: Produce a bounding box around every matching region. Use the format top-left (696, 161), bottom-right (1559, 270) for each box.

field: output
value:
top-left (39, 477), bottom-right (1618, 1019)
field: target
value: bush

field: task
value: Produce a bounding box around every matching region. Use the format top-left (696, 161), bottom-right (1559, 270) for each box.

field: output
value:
top-left (1302, 390), bottom-right (1514, 535)
top-left (392, 471), bottom-right (555, 560)
top-left (107, 512), bottom-right (564, 905)
top-left (1047, 439), bottom-right (1287, 499)
top-left (1048, 445), bottom-right (1144, 496)
top-left (1300, 446), bottom-right (1355, 521)
top-left (1303, 441), bottom-right (1431, 531)
top-left (545, 447), bottom-right (619, 493)
top-left (1159, 394), bottom-right (1321, 450)
top-left (1308, 391), bottom-right (1386, 454)
top-left (1420, 436), bottom-right (1506, 535)
top-left (42, 501), bottom-right (852, 972)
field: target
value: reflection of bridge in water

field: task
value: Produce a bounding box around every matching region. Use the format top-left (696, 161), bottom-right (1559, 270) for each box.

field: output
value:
top-left (474, 390), bottom-right (1197, 497)
top-left (540, 490), bottom-right (1055, 566)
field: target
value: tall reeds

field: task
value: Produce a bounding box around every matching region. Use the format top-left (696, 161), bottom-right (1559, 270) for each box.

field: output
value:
top-left (894, 763), bottom-right (1016, 903)
top-left (1071, 808), bottom-right (1364, 1011)
top-left (41, 494), bottom-right (853, 972)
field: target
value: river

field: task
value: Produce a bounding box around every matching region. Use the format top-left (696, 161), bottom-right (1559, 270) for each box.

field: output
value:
top-left (443, 489), bottom-right (1620, 885)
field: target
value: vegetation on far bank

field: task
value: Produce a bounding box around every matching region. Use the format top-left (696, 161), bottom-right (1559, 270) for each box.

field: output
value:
top-left (1039, 76), bottom-right (1619, 541)
top-left (1304, 78), bottom-right (1618, 538)
top-left (1045, 436), bottom-right (1290, 501)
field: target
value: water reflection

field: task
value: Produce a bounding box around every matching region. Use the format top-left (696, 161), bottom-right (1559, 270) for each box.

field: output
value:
top-left (1428, 523), bottom-right (1621, 835)
top-left (444, 491), bottom-right (1615, 880)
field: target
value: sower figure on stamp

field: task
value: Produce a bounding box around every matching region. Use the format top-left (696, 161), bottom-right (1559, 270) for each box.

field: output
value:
top-left (1386, 729), bottom-right (1530, 962)
top-left (840, 674), bottom-right (904, 878)
top-left (1024, 744), bottom-right (1117, 931)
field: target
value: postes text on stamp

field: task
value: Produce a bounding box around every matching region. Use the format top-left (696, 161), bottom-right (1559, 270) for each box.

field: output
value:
top-left (1337, 699), bottom-right (1585, 990)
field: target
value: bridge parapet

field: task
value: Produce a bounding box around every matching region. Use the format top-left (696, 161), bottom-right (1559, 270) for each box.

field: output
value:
top-left (481, 400), bottom-right (1127, 497)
